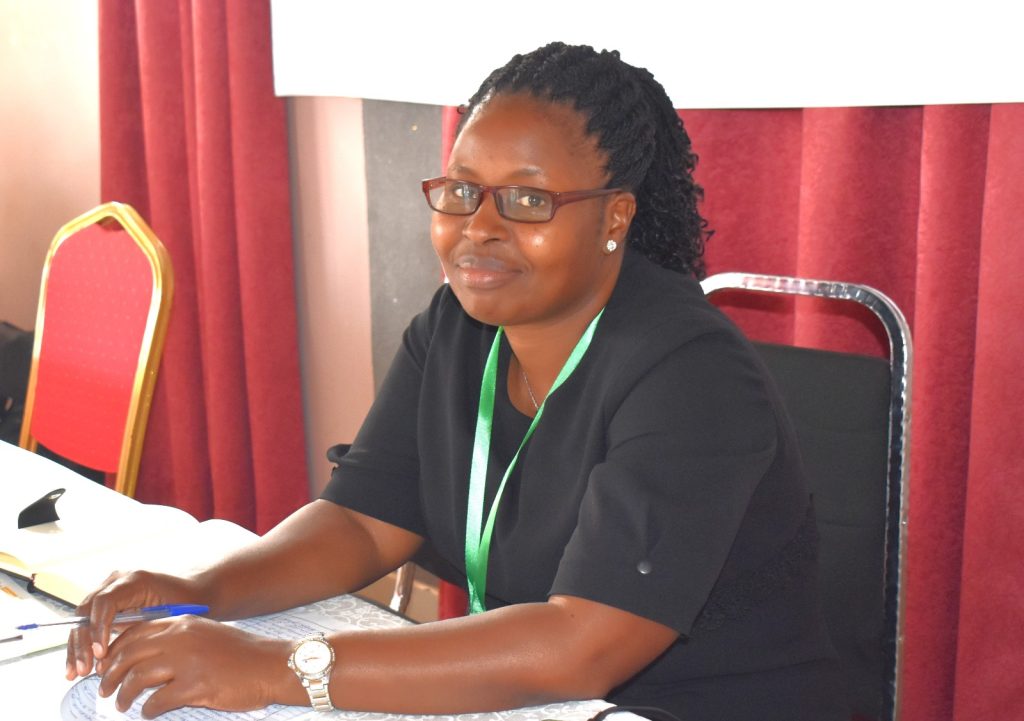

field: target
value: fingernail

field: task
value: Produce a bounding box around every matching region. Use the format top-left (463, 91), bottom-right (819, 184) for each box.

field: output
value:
top-left (77, 660), bottom-right (88, 676)
top-left (92, 642), bottom-right (103, 657)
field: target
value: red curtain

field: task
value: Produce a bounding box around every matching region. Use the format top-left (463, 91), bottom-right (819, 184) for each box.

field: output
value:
top-left (438, 104), bottom-right (1024, 720)
top-left (949, 105), bottom-right (1024, 721)
top-left (98, 0), bottom-right (308, 533)
top-left (688, 104), bottom-right (1024, 721)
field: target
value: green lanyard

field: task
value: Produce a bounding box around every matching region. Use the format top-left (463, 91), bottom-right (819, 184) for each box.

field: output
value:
top-left (464, 310), bottom-right (604, 613)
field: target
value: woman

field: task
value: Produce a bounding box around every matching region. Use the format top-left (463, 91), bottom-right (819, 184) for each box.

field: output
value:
top-left (68, 43), bottom-right (845, 721)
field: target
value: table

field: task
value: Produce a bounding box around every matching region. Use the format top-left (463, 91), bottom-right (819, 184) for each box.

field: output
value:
top-left (0, 441), bottom-right (618, 721)
top-left (4, 582), bottom-right (614, 721)
top-left (3, 602), bottom-right (77, 719)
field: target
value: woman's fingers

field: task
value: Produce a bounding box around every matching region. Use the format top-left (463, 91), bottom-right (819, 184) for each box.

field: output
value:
top-left (66, 624), bottom-right (95, 679)
top-left (66, 571), bottom-right (125, 677)
top-left (96, 621), bottom-right (163, 696)
top-left (92, 615), bottom-right (289, 716)
top-left (65, 570), bottom-right (201, 679)
top-left (112, 657), bottom-right (173, 714)
top-left (139, 679), bottom-right (191, 720)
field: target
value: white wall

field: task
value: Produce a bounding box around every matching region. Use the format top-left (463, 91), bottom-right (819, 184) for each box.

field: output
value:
top-left (270, 0), bottom-right (1024, 108)
top-left (0, 0), bottom-right (100, 330)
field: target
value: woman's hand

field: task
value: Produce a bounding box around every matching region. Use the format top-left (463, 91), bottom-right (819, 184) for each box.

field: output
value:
top-left (93, 616), bottom-right (295, 718)
top-left (66, 570), bottom-right (206, 680)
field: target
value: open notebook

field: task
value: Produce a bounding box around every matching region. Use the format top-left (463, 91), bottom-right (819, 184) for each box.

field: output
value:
top-left (0, 441), bottom-right (258, 606)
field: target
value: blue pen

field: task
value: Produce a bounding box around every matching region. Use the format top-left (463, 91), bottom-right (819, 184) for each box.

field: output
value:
top-left (15, 603), bottom-right (209, 631)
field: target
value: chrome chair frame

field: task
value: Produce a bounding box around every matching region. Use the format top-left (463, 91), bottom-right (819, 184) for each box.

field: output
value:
top-left (390, 563), bottom-right (416, 615)
top-left (701, 272), bottom-right (912, 721)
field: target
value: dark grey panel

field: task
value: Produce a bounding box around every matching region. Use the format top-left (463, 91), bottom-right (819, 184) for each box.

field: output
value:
top-left (363, 100), bottom-right (444, 389)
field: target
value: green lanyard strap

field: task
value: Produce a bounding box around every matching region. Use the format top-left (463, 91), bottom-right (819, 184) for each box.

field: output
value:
top-left (464, 310), bottom-right (604, 613)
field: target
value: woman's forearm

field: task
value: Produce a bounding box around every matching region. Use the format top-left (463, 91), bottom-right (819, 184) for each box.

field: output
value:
top-left (284, 596), bottom-right (677, 714)
top-left (178, 504), bottom-right (676, 714)
top-left (193, 500), bottom-right (423, 620)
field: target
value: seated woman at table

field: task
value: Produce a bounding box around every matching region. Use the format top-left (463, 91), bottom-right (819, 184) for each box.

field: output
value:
top-left (67, 42), bottom-right (845, 721)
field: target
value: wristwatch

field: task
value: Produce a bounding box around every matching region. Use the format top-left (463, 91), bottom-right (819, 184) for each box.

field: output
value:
top-left (288, 632), bottom-right (336, 712)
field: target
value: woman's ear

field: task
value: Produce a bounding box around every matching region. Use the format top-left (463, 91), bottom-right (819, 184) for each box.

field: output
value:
top-left (605, 192), bottom-right (637, 244)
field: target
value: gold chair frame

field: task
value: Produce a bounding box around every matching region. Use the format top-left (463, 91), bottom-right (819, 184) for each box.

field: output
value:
top-left (19, 202), bottom-right (174, 498)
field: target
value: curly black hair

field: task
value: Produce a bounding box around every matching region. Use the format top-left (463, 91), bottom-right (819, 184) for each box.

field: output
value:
top-left (458, 42), bottom-right (711, 278)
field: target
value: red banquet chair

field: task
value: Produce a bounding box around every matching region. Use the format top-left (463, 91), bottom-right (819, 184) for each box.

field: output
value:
top-left (19, 202), bottom-right (174, 498)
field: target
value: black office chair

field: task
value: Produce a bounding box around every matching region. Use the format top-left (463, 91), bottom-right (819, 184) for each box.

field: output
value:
top-left (701, 273), bottom-right (912, 721)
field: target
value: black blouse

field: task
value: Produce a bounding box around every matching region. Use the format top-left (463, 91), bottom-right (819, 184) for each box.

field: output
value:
top-left (322, 250), bottom-right (846, 721)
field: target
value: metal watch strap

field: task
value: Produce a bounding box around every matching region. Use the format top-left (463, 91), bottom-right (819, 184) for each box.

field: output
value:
top-left (291, 632), bottom-right (335, 713)
top-left (304, 677), bottom-right (334, 712)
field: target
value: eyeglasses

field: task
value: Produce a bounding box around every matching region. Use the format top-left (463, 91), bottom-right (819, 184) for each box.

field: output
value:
top-left (421, 177), bottom-right (624, 223)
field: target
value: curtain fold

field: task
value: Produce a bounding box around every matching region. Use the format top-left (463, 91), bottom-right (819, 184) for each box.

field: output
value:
top-left (952, 103), bottom-right (1024, 721)
top-left (98, 0), bottom-right (308, 533)
top-left (692, 103), bottom-right (1023, 721)
top-left (901, 104), bottom-right (988, 721)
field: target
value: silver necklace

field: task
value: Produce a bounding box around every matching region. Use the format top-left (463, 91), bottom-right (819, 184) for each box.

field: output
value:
top-left (519, 365), bottom-right (540, 410)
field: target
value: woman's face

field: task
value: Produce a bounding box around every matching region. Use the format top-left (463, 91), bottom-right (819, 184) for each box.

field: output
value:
top-left (431, 93), bottom-right (634, 329)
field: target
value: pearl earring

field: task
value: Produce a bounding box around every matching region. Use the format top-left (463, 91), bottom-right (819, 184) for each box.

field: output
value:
top-left (605, 239), bottom-right (618, 253)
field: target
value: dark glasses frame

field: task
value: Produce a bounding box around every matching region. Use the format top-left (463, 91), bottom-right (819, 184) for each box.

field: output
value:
top-left (421, 176), bottom-right (626, 223)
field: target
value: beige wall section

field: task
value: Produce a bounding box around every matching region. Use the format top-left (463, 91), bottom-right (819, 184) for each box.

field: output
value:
top-left (288, 97), bottom-right (376, 498)
top-left (288, 99), bottom-right (437, 619)
top-left (0, 0), bottom-right (100, 329)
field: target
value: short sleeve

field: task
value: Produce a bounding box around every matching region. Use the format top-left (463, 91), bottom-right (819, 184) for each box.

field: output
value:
top-left (319, 285), bottom-right (450, 537)
top-left (550, 330), bottom-right (778, 635)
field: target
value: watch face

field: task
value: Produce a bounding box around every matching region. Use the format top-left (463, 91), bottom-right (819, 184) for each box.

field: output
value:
top-left (294, 639), bottom-right (333, 675)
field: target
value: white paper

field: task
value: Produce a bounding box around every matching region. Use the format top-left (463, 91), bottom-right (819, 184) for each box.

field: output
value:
top-left (0, 572), bottom-right (72, 661)
top-left (60, 608), bottom-right (355, 720)
top-left (63, 674), bottom-right (609, 721)
top-left (61, 677), bottom-right (318, 721)
top-left (59, 594), bottom-right (615, 721)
